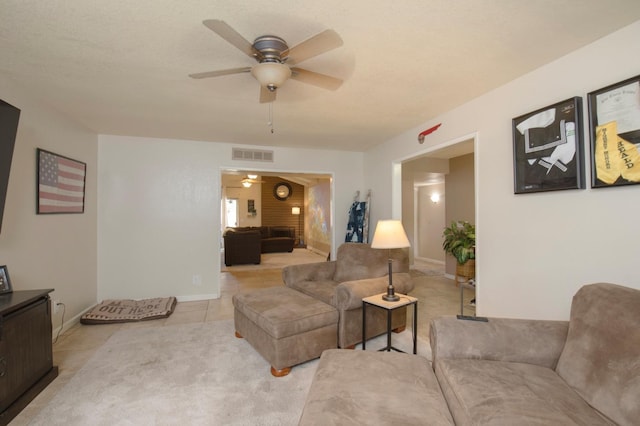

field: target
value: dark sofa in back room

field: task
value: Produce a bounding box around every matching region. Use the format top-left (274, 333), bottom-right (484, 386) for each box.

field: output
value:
top-left (258, 226), bottom-right (296, 253)
top-left (223, 226), bottom-right (296, 266)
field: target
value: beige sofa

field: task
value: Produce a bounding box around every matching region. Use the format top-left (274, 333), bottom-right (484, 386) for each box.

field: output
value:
top-left (282, 242), bottom-right (414, 349)
top-left (299, 283), bottom-right (640, 425)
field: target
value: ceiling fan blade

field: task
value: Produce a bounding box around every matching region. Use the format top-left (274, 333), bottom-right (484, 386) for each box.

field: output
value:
top-left (202, 20), bottom-right (258, 60)
top-left (260, 86), bottom-right (277, 103)
top-left (286, 29), bottom-right (343, 65)
top-left (290, 67), bottom-right (343, 90)
top-left (242, 178), bottom-right (264, 183)
top-left (189, 67), bottom-right (251, 79)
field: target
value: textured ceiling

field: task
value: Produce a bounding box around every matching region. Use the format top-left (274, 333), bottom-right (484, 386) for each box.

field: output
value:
top-left (2, 1), bottom-right (640, 152)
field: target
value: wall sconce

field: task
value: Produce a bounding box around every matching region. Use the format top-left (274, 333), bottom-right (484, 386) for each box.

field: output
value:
top-left (247, 174), bottom-right (258, 179)
top-left (430, 193), bottom-right (440, 203)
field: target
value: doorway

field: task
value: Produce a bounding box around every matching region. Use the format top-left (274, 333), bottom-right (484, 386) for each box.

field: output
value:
top-left (219, 169), bottom-right (335, 271)
top-left (400, 136), bottom-right (477, 308)
top-left (225, 199), bottom-right (239, 228)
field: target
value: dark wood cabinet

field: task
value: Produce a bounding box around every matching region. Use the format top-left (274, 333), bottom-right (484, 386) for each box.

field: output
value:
top-left (0, 290), bottom-right (58, 425)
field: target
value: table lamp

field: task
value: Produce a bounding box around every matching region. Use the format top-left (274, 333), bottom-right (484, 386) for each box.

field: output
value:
top-left (371, 220), bottom-right (410, 301)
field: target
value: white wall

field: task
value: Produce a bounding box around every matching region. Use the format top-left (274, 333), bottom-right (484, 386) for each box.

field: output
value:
top-left (0, 76), bottom-right (98, 331)
top-left (444, 154), bottom-right (475, 276)
top-left (401, 156), bottom-right (449, 263)
top-left (417, 184), bottom-right (445, 262)
top-left (365, 20), bottom-right (640, 320)
top-left (98, 135), bottom-right (363, 301)
top-left (223, 176), bottom-right (262, 227)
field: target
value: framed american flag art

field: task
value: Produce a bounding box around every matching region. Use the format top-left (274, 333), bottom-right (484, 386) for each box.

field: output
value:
top-left (37, 148), bottom-right (86, 214)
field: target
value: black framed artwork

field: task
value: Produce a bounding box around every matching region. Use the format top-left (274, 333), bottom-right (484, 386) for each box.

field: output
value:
top-left (512, 97), bottom-right (584, 194)
top-left (588, 74), bottom-right (640, 188)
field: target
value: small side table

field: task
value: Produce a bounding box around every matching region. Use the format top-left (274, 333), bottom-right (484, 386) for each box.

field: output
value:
top-left (362, 293), bottom-right (418, 354)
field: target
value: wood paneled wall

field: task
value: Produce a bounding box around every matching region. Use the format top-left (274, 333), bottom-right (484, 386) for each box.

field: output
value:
top-left (261, 176), bottom-right (305, 241)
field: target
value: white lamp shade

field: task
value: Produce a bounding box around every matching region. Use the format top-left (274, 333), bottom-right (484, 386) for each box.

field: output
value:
top-left (291, 207), bottom-right (301, 215)
top-left (370, 220), bottom-right (410, 249)
top-left (251, 62), bottom-right (292, 89)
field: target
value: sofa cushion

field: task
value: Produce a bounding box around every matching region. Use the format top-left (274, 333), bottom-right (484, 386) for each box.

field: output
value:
top-left (333, 243), bottom-right (408, 283)
top-left (227, 226), bottom-right (259, 234)
top-left (299, 349), bottom-right (454, 425)
top-left (257, 227), bottom-right (267, 238)
top-left (261, 237), bottom-right (295, 253)
top-left (430, 317), bottom-right (569, 370)
top-left (436, 359), bottom-right (611, 425)
top-left (269, 226), bottom-right (294, 238)
top-left (555, 283), bottom-right (640, 426)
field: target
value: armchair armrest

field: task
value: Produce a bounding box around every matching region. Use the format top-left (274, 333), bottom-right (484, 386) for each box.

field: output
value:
top-left (430, 316), bottom-right (569, 370)
top-left (282, 261), bottom-right (336, 288)
top-left (334, 272), bottom-right (413, 310)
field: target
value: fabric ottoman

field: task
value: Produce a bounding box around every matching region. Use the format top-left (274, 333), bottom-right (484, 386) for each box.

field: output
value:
top-left (233, 286), bottom-right (339, 377)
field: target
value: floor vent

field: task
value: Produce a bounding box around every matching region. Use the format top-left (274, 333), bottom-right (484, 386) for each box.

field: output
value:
top-left (232, 148), bottom-right (274, 162)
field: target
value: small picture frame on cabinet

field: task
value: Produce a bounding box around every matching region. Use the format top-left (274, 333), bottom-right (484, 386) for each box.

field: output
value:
top-left (0, 265), bottom-right (12, 294)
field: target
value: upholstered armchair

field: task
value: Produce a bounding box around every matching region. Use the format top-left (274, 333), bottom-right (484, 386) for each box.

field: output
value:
top-left (282, 243), bottom-right (414, 348)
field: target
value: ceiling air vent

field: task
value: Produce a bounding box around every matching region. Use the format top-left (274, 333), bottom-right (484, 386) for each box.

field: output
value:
top-left (232, 148), bottom-right (274, 162)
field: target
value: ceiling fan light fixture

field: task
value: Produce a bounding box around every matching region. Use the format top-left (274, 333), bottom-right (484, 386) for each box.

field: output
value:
top-left (242, 181), bottom-right (252, 188)
top-left (251, 62), bottom-right (291, 90)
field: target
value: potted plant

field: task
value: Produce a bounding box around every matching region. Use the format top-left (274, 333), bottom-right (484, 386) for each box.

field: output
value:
top-left (442, 221), bottom-right (476, 280)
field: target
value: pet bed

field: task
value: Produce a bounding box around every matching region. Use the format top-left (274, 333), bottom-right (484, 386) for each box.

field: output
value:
top-left (80, 297), bottom-right (177, 324)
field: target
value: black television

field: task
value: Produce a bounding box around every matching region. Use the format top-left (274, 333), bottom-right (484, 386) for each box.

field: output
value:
top-left (0, 99), bottom-right (20, 234)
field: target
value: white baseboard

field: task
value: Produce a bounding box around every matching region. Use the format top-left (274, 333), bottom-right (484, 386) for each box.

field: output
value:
top-left (414, 256), bottom-right (445, 265)
top-left (176, 293), bottom-right (219, 302)
top-left (52, 304), bottom-right (94, 342)
top-left (306, 245), bottom-right (329, 259)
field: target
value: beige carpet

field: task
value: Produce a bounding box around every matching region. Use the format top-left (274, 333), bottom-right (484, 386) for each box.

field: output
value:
top-left (409, 272), bottom-right (476, 341)
top-left (30, 320), bottom-right (427, 425)
top-left (221, 248), bottom-right (327, 272)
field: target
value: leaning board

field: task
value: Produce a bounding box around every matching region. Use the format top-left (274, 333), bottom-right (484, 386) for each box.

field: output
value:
top-left (80, 297), bottom-right (177, 324)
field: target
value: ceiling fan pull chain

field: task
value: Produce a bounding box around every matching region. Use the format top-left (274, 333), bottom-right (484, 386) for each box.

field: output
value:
top-left (268, 102), bottom-right (275, 134)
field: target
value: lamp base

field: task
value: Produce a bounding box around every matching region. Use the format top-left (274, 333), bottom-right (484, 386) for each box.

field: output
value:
top-left (382, 293), bottom-right (400, 302)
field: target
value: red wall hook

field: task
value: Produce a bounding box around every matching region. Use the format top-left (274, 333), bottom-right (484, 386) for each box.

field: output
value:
top-left (418, 123), bottom-right (442, 144)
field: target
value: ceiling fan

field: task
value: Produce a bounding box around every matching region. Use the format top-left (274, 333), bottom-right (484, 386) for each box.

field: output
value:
top-left (189, 20), bottom-right (344, 103)
top-left (241, 174), bottom-right (264, 188)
